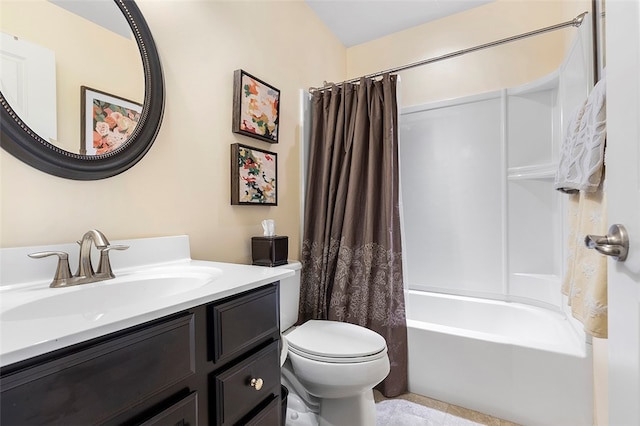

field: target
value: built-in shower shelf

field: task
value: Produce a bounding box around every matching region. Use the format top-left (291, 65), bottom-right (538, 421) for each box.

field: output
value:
top-left (507, 70), bottom-right (559, 96)
top-left (508, 163), bottom-right (557, 180)
top-left (512, 273), bottom-right (560, 283)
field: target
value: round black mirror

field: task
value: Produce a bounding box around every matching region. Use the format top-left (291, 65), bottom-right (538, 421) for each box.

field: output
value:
top-left (0, 0), bottom-right (164, 180)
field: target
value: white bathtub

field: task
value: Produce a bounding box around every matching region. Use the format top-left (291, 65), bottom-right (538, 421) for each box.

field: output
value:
top-left (406, 290), bottom-right (593, 426)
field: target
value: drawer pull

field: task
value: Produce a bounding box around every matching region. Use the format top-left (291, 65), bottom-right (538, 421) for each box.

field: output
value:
top-left (250, 378), bottom-right (264, 391)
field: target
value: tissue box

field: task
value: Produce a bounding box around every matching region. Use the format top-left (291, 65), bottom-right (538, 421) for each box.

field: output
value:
top-left (251, 236), bottom-right (288, 267)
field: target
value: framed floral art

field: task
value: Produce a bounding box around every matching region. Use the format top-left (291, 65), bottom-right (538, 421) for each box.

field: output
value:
top-left (231, 143), bottom-right (277, 205)
top-left (80, 86), bottom-right (142, 155)
top-left (232, 69), bottom-right (280, 143)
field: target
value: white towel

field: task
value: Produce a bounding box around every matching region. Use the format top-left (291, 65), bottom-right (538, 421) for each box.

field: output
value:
top-left (555, 75), bottom-right (607, 193)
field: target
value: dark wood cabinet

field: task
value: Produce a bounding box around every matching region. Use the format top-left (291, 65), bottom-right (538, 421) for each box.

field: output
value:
top-left (208, 285), bottom-right (279, 365)
top-left (0, 283), bottom-right (281, 426)
top-left (208, 285), bottom-right (281, 425)
top-left (139, 392), bottom-right (199, 426)
top-left (245, 397), bottom-right (281, 426)
top-left (212, 341), bottom-right (281, 425)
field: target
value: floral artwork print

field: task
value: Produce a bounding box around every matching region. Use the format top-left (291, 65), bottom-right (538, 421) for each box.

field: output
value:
top-left (232, 70), bottom-right (280, 143)
top-left (231, 144), bottom-right (277, 205)
top-left (81, 86), bottom-right (142, 156)
top-left (91, 100), bottom-right (141, 155)
top-left (238, 146), bottom-right (276, 203)
top-left (240, 74), bottom-right (279, 140)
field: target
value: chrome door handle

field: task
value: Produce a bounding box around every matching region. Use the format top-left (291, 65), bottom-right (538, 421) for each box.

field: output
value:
top-left (585, 224), bottom-right (629, 261)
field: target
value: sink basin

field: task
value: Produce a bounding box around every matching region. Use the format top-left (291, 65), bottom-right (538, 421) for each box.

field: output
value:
top-left (1, 265), bottom-right (223, 321)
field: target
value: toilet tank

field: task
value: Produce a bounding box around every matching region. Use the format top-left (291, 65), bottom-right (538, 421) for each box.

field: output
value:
top-left (275, 261), bottom-right (302, 331)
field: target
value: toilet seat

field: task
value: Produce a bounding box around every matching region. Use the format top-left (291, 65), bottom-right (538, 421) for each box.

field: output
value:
top-left (285, 320), bottom-right (387, 363)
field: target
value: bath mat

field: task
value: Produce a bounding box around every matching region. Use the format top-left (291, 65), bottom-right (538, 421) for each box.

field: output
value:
top-left (376, 398), bottom-right (488, 426)
top-left (375, 399), bottom-right (446, 426)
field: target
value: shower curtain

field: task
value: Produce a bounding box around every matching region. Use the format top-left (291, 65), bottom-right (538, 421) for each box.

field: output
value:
top-left (299, 74), bottom-right (407, 397)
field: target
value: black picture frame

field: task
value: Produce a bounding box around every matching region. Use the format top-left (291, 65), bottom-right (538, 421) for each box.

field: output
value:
top-left (231, 143), bottom-right (277, 206)
top-left (0, 0), bottom-right (164, 180)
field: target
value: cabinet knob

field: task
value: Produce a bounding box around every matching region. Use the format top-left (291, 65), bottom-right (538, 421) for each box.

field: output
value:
top-left (250, 378), bottom-right (264, 391)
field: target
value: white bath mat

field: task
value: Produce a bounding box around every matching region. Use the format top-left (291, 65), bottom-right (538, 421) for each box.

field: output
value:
top-left (375, 399), bottom-right (484, 426)
top-left (376, 399), bottom-right (445, 426)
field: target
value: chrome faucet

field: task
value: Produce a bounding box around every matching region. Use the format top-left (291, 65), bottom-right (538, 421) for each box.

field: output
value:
top-left (28, 229), bottom-right (129, 288)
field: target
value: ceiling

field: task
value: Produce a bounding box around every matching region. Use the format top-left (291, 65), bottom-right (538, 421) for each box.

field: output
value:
top-left (48, 0), bottom-right (132, 39)
top-left (304, 0), bottom-right (494, 47)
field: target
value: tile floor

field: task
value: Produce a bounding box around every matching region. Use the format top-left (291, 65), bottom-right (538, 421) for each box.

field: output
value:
top-left (373, 390), bottom-right (521, 426)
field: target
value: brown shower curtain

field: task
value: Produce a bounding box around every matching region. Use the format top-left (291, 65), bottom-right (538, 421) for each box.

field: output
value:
top-left (299, 74), bottom-right (407, 397)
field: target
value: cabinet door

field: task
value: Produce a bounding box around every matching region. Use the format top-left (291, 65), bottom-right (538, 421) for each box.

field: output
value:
top-left (0, 313), bottom-right (195, 425)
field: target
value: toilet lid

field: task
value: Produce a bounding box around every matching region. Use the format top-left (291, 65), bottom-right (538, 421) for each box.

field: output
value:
top-left (285, 320), bottom-right (387, 362)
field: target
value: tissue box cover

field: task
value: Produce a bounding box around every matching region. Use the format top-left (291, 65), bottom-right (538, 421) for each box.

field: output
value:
top-left (251, 236), bottom-right (288, 267)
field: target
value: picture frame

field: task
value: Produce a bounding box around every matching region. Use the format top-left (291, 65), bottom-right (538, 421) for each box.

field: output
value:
top-left (232, 69), bottom-right (280, 144)
top-left (81, 86), bottom-right (142, 155)
top-left (231, 143), bottom-right (277, 206)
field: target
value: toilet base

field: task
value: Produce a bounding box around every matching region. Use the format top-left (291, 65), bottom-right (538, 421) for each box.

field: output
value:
top-left (318, 390), bottom-right (376, 426)
top-left (282, 379), bottom-right (377, 426)
top-left (285, 393), bottom-right (319, 426)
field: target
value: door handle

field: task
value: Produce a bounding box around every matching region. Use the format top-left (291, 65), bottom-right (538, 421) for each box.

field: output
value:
top-left (585, 224), bottom-right (629, 261)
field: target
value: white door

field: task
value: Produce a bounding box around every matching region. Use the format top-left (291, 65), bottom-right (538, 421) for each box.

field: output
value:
top-left (606, 1), bottom-right (640, 425)
top-left (0, 32), bottom-right (57, 142)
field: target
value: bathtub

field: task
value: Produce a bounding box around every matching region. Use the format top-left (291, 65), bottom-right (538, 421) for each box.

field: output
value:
top-left (406, 290), bottom-right (593, 426)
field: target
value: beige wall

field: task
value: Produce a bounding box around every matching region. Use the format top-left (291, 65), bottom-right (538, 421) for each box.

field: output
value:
top-left (0, 0), bottom-right (594, 263)
top-left (347, 0), bottom-right (590, 106)
top-left (0, 0), bottom-right (345, 264)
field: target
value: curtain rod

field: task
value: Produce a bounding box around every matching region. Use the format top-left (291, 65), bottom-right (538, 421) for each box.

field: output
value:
top-left (310, 11), bottom-right (588, 93)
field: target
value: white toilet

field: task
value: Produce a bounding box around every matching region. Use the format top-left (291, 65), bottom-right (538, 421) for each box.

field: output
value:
top-left (277, 261), bottom-right (390, 426)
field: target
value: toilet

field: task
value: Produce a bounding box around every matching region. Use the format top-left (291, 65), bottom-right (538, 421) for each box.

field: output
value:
top-left (277, 261), bottom-right (390, 426)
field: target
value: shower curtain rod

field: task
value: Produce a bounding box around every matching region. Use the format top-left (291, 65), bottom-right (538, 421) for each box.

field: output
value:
top-left (310, 11), bottom-right (588, 92)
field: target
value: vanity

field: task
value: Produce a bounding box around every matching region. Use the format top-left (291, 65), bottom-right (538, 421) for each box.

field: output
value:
top-left (0, 0), bottom-right (291, 421)
top-left (0, 235), bottom-right (294, 425)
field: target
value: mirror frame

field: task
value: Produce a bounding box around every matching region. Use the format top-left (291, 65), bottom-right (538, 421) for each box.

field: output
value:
top-left (0, 0), bottom-right (164, 180)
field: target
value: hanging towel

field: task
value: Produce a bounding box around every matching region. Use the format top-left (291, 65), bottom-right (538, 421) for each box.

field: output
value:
top-left (555, 75), bottom-right (607, 193)
top-left (562, 188), bottom-right (608, 338)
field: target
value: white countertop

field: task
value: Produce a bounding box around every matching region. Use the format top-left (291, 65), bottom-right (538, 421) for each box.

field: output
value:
top-left (0, 235), bottom-right (294, 367)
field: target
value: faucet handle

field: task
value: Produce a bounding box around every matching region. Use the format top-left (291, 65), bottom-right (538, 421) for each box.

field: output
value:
top-left (96, 245), bottom-right (129, 278)
top-left (28, 251), bottom-right (73, 288)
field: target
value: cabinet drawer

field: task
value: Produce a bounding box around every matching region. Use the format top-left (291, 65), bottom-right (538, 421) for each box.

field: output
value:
top-left (1, 313), bottom-right (195, 426)
top-left (208, 284), bottom-right (279, 363)
top-left (211, 341), bottom-right (280, 426)
top-left (245, 396), bottom-right (281, 426)
top-left (140, 392), bottom-right (198, 426)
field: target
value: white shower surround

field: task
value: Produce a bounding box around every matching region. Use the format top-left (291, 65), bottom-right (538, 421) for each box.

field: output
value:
top-left (399, 15), bottom-right (593, 306)
top-left (397, 16), bottom-right (594, 426)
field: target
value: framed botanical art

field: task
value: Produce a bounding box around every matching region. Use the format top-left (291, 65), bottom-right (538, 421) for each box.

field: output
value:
top-left (81, 86), bottom-right (142, 155)
top-left (231, 143), bottom-right (277, 205)
top-left (232, 69), bottom-right (280, 143)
